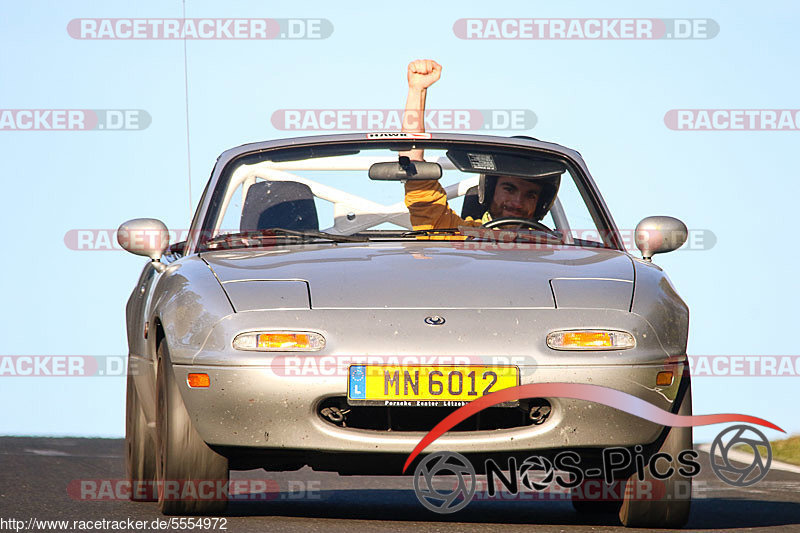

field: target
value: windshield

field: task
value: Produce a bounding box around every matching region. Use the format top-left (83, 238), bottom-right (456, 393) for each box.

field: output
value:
top-left (201, 143), bottom-right (615, 251)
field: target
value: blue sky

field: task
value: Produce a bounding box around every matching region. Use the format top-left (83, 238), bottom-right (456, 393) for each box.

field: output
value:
top-left (0, 0), bottom-right (798, 443)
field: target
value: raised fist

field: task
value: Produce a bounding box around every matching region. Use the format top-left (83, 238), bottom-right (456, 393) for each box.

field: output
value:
top-left (407, 59), bottom-right (442, 90)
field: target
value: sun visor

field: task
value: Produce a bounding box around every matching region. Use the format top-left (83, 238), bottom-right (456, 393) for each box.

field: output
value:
top-left (446, 150), bottom-right (566, 178)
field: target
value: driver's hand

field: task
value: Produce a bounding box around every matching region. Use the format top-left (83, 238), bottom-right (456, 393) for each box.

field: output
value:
top-left (407, 59), bottom-right (442, 90)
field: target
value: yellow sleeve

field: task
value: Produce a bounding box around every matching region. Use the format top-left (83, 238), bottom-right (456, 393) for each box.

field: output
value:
top-left (404, 180), bottom-right (483, 230)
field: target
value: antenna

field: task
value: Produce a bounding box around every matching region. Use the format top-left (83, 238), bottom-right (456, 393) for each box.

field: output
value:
top-left (182, 0), bottom-right (193, 220)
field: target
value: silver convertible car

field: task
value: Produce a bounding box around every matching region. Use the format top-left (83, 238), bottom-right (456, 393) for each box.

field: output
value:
top-left (120, 133), bottom-right (693, 527)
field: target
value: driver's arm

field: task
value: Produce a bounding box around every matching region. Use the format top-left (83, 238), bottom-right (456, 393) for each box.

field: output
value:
top-left (401, 60), bottom-right (482, 230)
top-left (401, 59), bottom-right (439, 161)
top-left (405, 180), bottom-right (483, 230)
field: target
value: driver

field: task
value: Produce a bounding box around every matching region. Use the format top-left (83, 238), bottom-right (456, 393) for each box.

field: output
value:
top-left (401, 59), bottom-right (560, 230)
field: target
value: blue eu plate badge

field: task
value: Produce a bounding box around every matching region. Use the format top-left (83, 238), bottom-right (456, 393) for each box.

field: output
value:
top-left (348, 365), bottom-right (366, 400)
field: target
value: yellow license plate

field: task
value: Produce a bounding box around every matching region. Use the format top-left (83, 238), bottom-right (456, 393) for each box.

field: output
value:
top-left (347, 365), bottom-right (519, 407)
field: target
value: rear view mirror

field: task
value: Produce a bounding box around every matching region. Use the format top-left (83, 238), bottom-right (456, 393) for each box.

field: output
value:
top-left (635, 216), bottom-right (688, 261)
top-left (369, 156), bottom-right (442, 181)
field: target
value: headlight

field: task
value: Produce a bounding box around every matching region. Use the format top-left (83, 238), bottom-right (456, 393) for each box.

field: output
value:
top-left (546, 329), bottom-right (635, 351)
top-left (233, 331), bottom-right (325, 351)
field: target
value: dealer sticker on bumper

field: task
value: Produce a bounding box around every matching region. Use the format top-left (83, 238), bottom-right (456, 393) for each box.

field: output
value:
top-left (347, 365), bottom-right (519, 407)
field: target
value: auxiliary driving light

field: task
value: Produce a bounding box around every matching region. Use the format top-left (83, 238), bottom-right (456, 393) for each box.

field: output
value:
top-left (233, 331), bottom-right (325, 351)
top-left (546, 330), bottom-right (635, 351)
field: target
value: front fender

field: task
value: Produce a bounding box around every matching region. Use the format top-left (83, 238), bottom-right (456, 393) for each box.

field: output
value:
top-left (630, 258), bottom-right (689, 356)
top-left (125, 261), bottom-right (160, 359)
top-left (148, 255), bottom-right (235, 366)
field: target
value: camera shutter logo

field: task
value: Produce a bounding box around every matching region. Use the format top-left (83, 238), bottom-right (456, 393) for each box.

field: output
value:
top-left (519, 455), bottom-right (554, 491)
top-left (710, 424), bottom-right (772, 487)
top-left (413, 451), bottom-right (476, 513)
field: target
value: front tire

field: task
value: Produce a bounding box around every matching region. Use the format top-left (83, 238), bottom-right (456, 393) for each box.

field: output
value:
top-left (618, 383), bottom-right (693, 528)
top-left (126, 372), bottom-right (157, 501)
top-left (156, 342), bottom-right (229, 515)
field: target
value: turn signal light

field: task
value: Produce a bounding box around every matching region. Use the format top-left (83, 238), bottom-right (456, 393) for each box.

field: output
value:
top-left (187, 373), bottom-right (210, 388)
top-left (546, 330), bottom-right (635, 351)
top-left (656, 371), bottom-right (674, 386)
top-left (233, 331), bottom-right (325, 351)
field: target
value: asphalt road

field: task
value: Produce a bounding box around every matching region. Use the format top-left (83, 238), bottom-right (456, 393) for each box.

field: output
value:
top-left (1, 438), bottom-right (799, 532)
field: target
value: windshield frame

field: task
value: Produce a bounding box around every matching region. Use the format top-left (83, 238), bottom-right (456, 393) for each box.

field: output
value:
top-left (186, 134), bottom-right (624, 255)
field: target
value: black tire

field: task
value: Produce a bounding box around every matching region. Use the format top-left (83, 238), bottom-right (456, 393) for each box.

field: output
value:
top-left (618, 384), bottom-right (693, 528)
top-left (126, 372), bottom-right (157, 502)
top-left (156, 342), bottom-right (229, 515)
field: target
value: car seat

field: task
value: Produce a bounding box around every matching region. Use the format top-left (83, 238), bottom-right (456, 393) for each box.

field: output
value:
top-left (460, 186), bottom-right (485, 221)
top-left (240, 181), bottom-right (319, 232)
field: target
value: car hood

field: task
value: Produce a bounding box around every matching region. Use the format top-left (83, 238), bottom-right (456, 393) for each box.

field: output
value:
top-left (201, 242), bottom-right (634, 311)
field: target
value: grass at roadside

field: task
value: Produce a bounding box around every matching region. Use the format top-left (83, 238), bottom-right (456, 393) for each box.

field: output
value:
top-left (734, 435), bottom-right (800, 466)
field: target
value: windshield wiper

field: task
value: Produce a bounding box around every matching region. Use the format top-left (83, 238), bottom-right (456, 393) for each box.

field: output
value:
top-left (401, 228), bottom-right (465, 237)
top-left (269, 228), bottom-right (368, 242)
top-left (203, 228), bottom-right (368, 250)
top-left (459, 227), bottom-right (564, 245)
top-left (400, 227), bottom-right (563, 245)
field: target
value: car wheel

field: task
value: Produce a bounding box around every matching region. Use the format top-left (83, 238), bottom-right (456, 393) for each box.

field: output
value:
top-left (618, 383), bottom-right (692, 528)
top-left (156, 341), bottom-right (229, 515)
top-left (126, 372), bottom-right (157, 502)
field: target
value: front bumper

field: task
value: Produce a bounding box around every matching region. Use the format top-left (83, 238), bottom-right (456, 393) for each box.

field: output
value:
top-left (174, 361), bottom-right (687, 454)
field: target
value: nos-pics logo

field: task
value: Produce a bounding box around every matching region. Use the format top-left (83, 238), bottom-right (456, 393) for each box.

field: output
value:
top-left (413, 424), bottom-right (772, 514)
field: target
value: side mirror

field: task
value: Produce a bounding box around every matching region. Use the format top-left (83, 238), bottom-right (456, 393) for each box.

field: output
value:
top-left (117, 218), bottom-right (170, 262)
top-left (635, 216), bottom-right (687, 261)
